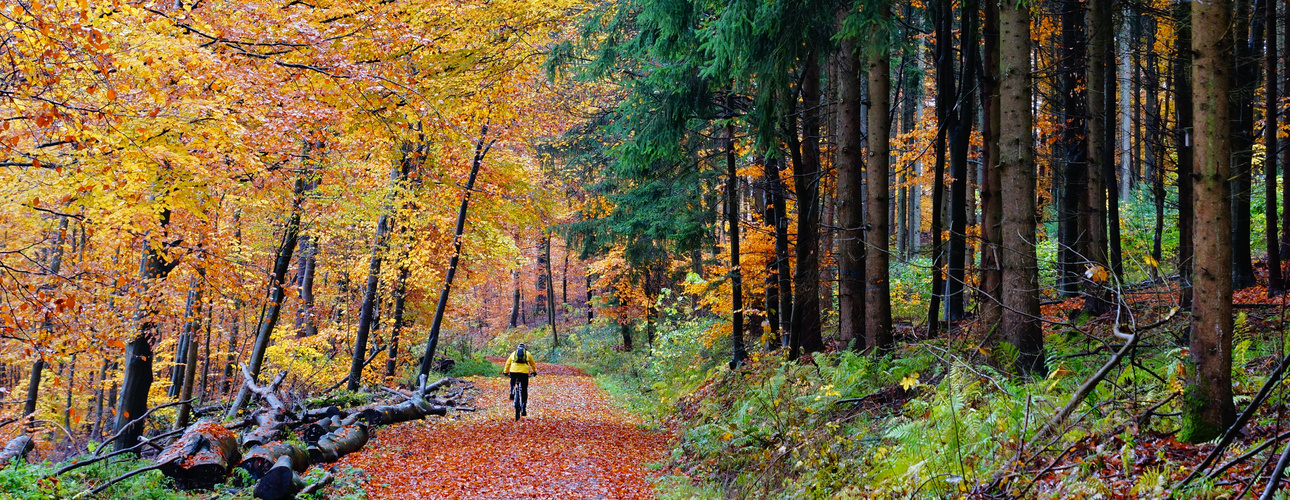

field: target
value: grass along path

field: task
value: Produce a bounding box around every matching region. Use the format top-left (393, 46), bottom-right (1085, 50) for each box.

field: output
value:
top-left (339, 361), bottom-right (669, 499)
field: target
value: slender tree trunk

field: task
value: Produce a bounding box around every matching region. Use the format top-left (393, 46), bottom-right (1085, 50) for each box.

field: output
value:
top-left (1000, 0), bottom-right (1046, 378)
top-left (1146, 16), bottom-right (1166, 280)
top-left (1181, 0), bottom-right (1238, 443)
top-left (866, 2), bottom-right (894, 352)
top-left (948, 0), bottom-right (977, 322)
top-left (979, 0), bottom-right (1004, 336)
top-left (174, 273), bottom-right (204, 429)
top-left (790, 57), bottom-right (824, 357)
top-left (586, 273), bottom-right (594, 323)
top-left (384, 266), bottom-right (411, 378)
top-left (544, 234), bottom-right (559, 347)
top-left (296, 237), bottom-right (318, 337)
top-left (1085, 0), bottom-right (1113, 315)
top-left (1282, 0), bottom-right (1290, 260)
top-left (509, 271), bottom-right (521, 327)
top-left (418, 127), bottom-right (493, 379)
top-left (838, 35), bottom-right (867, 352)
top-left (169, 277), bottom-right (201, 397)
top-left (1267, 0), bottom-right (1283, 295)
top-left (23, 216), bottom-right (68, 419)
top-left (726, 116), bottom-right (746, 367)
top-left (226, 177), bottom-right (306, 417)
top-left (1231, 0), bottom-right (1260, 289)
top-left (1176, 0), bottom-right (1196, 311)
top-left (1119, 15), bottom-right (1134, 200)
top-left (1059, 0), bottom-right (1089, 298)
top-left (928, 0), bottom-right (954, 336)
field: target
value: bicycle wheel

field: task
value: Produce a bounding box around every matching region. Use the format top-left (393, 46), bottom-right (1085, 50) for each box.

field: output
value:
top-left (513, 384), bottom-right (522, 421)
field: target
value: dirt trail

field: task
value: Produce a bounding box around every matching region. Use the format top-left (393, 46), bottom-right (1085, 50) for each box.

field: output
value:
top-left (339, 362), bottom-right (669, 499)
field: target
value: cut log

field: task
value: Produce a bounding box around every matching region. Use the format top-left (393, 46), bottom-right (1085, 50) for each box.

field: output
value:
top-left (0, 435), bottom-right (33, 466)
top-left (241, 408), bottom-right (290, 448)
top-left (307, 423), bottom-right (368, 463)
top-left (303, 415), bottom-right (341, 445)
top-left (238, 441), bottom-right (308, 479)
top-left (253, 454), bottom-right (305, 500)
top-left (157, 420), bottom-right (242, 490)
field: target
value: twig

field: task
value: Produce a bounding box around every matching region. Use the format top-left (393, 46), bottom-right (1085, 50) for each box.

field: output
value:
top-left (52, 428), bottom-right (185, 476)
top-left (1262, 441), bottom-right (1290, 500)
top-left (1015, 438), bottom-right (1085, 498)
top-left (93, 399), bottom-right (194, 456)
top-left (75, 458), bottom-right (176, 498)
top-left (1207, 430), bottom-right (1290, 481)
top-left (1177, 349), bottom-right (1290, 491)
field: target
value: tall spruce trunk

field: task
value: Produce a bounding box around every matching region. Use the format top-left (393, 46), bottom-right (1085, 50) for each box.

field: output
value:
top-left (418, 128), bottom-right (492, 379)
top-left (979, 0), bottom-right (1004, 335)
top-left (1266, 0), bottom-right (1283, 295)
top-left (928, 0), bottom-right (955, 336)
top-left (947, 0), bottom-right (978, 322)
top-left (1231, 0), bottom-right (1259, 289)
top-left (1000, 0), bottom-right (1046, 378)
top-left (1175, 0), bottom-right (1196, 311)
top-left (866, 2), bottom-right (893, 352)
top-left (726, 116), bottom-right (746, 367)
top-left (1085, 0), bottom-right (1113, 315)
top-left (1183, 0), bottom-right (1237, 441)
top-left (1059, 0), bottom-right (1090, 298)
top-left (790, 58), bottom-right (824, 357)
top-left (838, 36), bottom-right (867, 352)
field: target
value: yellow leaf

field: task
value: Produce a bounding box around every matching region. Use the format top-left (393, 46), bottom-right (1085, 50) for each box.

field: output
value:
top-left (900, 372), bottom-right (920, 391)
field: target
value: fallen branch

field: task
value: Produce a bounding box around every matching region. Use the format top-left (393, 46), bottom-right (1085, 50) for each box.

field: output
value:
top-left (93, 399), bottom-right (195, 456)
top-left (76, 458), bottom-right (176, 499)
top-left (1262, 441), bottom-right (1290, 500)
top-left (240, 363), bottom-right (287, 410)
top-left (52, 428), bottom-right (185, 476)
top-left (1176, 349), bottom-right (1290, 491)
top-left (1206, 430), bottom-right (1290, 481)
top-left (0, 435), bottom-right (33, 466)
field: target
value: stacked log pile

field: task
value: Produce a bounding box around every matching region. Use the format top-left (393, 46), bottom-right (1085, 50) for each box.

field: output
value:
top-left (37, 370), bottom-right (474, 499)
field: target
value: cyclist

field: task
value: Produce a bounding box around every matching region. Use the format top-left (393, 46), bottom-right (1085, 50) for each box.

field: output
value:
top-left (501, 342), bottom-right (537, 416)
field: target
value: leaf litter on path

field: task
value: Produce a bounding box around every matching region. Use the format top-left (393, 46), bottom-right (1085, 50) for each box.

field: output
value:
top-left (340, 363), bottom-right (669, 499)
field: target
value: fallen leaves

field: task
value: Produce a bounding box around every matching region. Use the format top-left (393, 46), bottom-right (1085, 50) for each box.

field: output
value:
top-left (340, 362), bottom-right (669, 499)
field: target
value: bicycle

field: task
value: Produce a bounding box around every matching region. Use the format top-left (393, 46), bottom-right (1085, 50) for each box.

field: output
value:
top-left (510, 374), bottom-right (533, 421)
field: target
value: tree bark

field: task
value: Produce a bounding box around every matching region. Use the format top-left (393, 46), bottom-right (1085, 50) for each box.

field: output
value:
top-left (837, 34), bottom-right (866, 352)
top-left (1175, 0), bottom-right (1196, 311)
top-left (384, 265), bottom-right (411, 379)
top-left (114, 207), bottom-right (177, 452)
top-left (1085, 0), bottom-right (1113, 315)
top-left (1000, 0), bottom-right (1046, 378)
top-left (1266, 0), bottom-right (1283, 295)
top-left (866, 1), bottom-right (894, 352)
top-left (174, 273), bottom-right (205, 429)
top-left (1231, 0), bottom-right (1260, 290)
top-left (790, 57), bottom-right (824, 358)
top-left (1182, 0), bottom-right (1238, 442)
top-left (928, 0), bottom-right (954, 336)
top-left (157, 421), bottom-right (241, 490)
top-left (510, 271), bottom-right (521, 327)
top-left (948, 0), bottom-right (978, 322)
top-left (1058, 0), bottom-right (1090, 299)
top-left (979, 0), bottom-right (1004, 335)
top-left (726, 112), bottom-right (746, 366)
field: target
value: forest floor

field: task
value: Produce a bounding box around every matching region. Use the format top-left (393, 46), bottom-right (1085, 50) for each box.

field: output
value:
top-left (338, 361), bottom-right (670, 499)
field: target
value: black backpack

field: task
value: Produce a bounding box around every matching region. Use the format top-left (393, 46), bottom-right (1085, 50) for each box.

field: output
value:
top-left (515, 346), bottom-right (527, 366)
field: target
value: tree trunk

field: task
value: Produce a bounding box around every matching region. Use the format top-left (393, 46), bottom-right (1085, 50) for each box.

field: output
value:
top-left (307, 420), bottom-right (369, 463)
top-left (838, 35), bottom-right (866, 352)
top-left (979, 0), bottom-right (1004, 335)
top-left (790, 57), bottom-right (824, 358)
top-left (418, 127), bottom-right (493, 379)
top-left (947, 0), bottom-right (977, 322)
top-left (726, 113), bottom-right (746, 366)
top-left (1175, 0), bottom-right (1196, 311)
top-left (23, 216), bottom-right (69, 419)
top-left (384, 265), bottom-right (411, 379)
top-left (227, 176), bottom-right (306, 417)
top-left (1059, 0), bottom-right (1089, 299)
top-left (1182, 0), bottom-right (1238, 442)
top-left (174, 273), bottom-right (205, 429)
top-left (1231, 0), bottom-right (1260, 290)
top-left (1266, 0), bottom-right (1283, 295)
top-left (170, 276), bottom-right (202, 398)
top-left (114, 208), bottom-right (176, 452)
top-left (510, 271), bottom-right (521, 327)
top-left (928, 0), bottom-right (954, 336)
top-left (1000, 0), bottom-right (1046, 378)
top-left (866, 3), bottom-right (893, 352)
top-left (157, 421), bottom-right (241, 490)
top-left (1146, 16), bottom-right (1166, 280)
top-left (239, 442), bottom-right (307, 480)
top-left (296, 236), bottom-right (318, 337)
top-left (1085, 0), bottom-right (1113, 315)
top-left (768, 155), bottom-right (793, 349)
top-left (544, 234), bottom-right (559, 347)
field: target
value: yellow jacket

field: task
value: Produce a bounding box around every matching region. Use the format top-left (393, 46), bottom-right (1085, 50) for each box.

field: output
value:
top-left (503, 351), bottom-right (536, 374)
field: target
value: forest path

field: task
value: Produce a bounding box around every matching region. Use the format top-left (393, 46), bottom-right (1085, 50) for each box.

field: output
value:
top-left (339, 361), bottom-right (669, 499)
